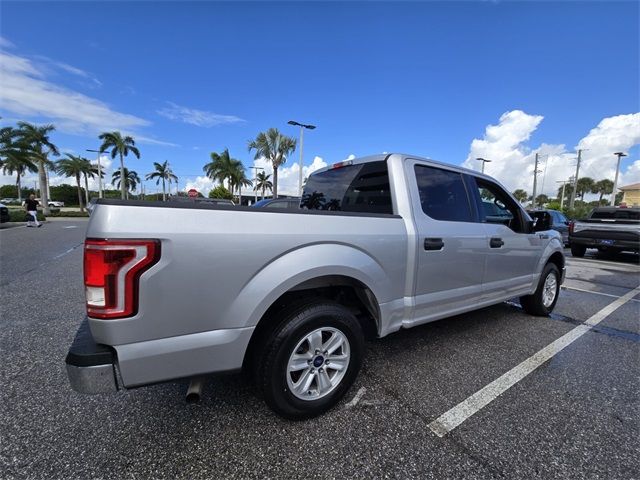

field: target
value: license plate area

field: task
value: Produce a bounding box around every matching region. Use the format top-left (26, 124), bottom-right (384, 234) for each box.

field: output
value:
top-left (599, 239), bottom-right (614, 245)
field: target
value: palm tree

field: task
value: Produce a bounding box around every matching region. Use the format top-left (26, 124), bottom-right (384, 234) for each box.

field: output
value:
top-left (80, 158), bottom-right (100, 206)
top-left (254, 171), bottom-right (273, 200)
top-left (247, 128), bottom-right (296, 197)
top-left (576, 177), bottom-right (595, 201)
top-left (512, 189), bottom-right (528, 204)
top-left (229, 165), bottom-right (252, 203)
top-left (99, 131), bottom-right (140, 200)
top-left (0, 126), bottom-right (37, 201)
top-left (112, 168), bottom-right (140, 199)
top-left (146, 160), bottom-right (178, 201)
top-left (56, 154), bottom-right (87, 211)
top-left (16, 122), bottom-right (59, 215)
top-left (591, 179), bottom-right (614, 203)
top-left (203, 149), bottom-right (242, 191)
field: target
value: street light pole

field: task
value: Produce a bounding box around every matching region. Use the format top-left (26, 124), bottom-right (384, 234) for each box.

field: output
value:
top-left (532, 153), bottom-right (540, 207)
top-left (611, 152), bottom-right (627, 206)
top-left (288, 120), bottom-right (316, 196)
top-left (86, 149), bottom-right (103, 199)
top-left (476, 157), bottom-right (491, 173)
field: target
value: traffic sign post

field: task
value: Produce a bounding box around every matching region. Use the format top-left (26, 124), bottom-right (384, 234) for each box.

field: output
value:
top-left (187, 189), bottom-right (199, 198)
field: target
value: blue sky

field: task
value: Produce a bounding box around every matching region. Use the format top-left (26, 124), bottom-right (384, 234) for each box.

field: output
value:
top-left (1, 1), bottom-right (639, 197)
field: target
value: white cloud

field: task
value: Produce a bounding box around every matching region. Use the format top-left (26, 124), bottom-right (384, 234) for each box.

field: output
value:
top-left (183, 176), bottom-right (216, 196)
top-left (463, 110), bottom-right (640, 199)
top-left (346, 154), bottom-right (356, 160)
top-left (251, 156), bottom-right (328, 196)
top-left (0, 36), bottom-right (15, 49)
top-left (157, 102), bottom-right (244, 127)
top-left (0, 51), bottom-right (149, 135)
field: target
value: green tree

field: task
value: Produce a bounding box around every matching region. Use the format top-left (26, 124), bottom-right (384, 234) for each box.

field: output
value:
top-left (229, 165), bottom-right (252, 203)
top-left (591, 179), bottom-right (614, 203)
top-left (534, 194), bottom-right (549, 207)
top-left (16, 122), bottom-right (59, 215)
top-left (247, 128), bottom-right (296, 197)
top-left (56, 154), bottom-right (88, 211)
top-left (575, 177), bottom-right (595, 201)
top-left (146, 160), bottom-right (177, 201)
top-left (512, 189), bottom-right (528, 203)
top-left (99, 131), bottom-right (140, 200)
top-left (111, 168), bottom-right (140, 199)
top-left (203, 149), bottom-right (242, 191)
top-left (0, 127), bottom-right (37, 202)
top-left (254, 171), bottom-right (273, 200)
top-left (208, 185), bottom-right (233, 200)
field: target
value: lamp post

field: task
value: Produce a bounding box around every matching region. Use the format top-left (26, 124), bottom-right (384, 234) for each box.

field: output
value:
top-left (611, 152), bottom-right (627, 206)
top-left (556, 179), bottom-right (570, 210)
top-left (86, 149), bottom-right (104, 198)
top-left (288, 120), bottom-right (316, 196)
top-left (476, 157), bottom-right (491, 173)
top-left (250, 166), bottom-right (264, 203)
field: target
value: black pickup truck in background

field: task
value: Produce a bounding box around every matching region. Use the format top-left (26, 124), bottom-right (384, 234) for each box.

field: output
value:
top-left (569, 207), bottom-right (640, 257)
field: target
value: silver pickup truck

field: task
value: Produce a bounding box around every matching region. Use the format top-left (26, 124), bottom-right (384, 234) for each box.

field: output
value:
top-left (66, 153), bottom-right (565, 418)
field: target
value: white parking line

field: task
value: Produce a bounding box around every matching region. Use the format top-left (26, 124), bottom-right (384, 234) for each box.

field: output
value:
top-left (562, 285), bottom-right (640, 303)
top-left (428, 286), bottom-right (640, 437)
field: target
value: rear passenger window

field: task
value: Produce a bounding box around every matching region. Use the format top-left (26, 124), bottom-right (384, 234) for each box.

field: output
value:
top-left (301, 161), bottom-right (393, 214)
top-left (414, 165), bottom-right (472, 222)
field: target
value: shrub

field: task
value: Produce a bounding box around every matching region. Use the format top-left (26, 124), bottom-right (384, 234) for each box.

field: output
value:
top-left (47, 211), bottom-right (89, 218)
top-left (209, 185), bottom-right (233, 200)
top-left (8, 210), bottom-right (45, 222)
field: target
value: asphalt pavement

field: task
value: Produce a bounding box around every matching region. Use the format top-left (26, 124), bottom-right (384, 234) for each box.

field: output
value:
top-left (1, 220), bottom-right (638, 479)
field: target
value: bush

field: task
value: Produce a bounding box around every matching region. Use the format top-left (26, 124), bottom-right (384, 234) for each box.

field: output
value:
top-left (209, 186), bottom-right (233, 200)
top-left (8, 210), bottom-right (45, 222)
top-left (47, 211), bottom-right (89, 218)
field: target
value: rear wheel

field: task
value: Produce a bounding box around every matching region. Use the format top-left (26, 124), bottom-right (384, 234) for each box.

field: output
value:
top-left (256, 300), bottom-right (364, 419)
top-left (520, 263), bottom-right (560, 316)
top-left (571, 244), bottom-right (586, 257)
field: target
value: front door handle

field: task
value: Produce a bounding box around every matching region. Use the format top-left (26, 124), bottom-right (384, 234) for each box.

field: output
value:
top-left (490, 237), bottom-right (504, 248)
top-left (424, 238), bottom-right (444, 251)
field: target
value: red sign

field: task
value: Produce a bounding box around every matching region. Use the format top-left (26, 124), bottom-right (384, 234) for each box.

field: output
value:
top-left (187, 189), bottom-right (199, 198)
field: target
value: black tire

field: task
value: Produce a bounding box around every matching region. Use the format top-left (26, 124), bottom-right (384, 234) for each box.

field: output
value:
top-left (520, 263), bottom-right (561, 316)
top-left (256, 300), bottom-right (364, 420)
top-left (571, 244), bottom-right (586, 257)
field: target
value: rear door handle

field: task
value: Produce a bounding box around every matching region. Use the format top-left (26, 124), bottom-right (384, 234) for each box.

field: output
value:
top-left (424, 238), bottom-right (444, 251)
top-left (490, 237), bottom-right (504, 248)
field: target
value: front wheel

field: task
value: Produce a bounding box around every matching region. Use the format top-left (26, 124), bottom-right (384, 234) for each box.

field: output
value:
top-left (520, 263), bottom-right (561, 316)
top-left (256, 301), bottom-right (364, 419)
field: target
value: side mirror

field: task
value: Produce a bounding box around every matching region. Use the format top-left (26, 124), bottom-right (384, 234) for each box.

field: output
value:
top-left (532, 212), bottom-right (551, 232)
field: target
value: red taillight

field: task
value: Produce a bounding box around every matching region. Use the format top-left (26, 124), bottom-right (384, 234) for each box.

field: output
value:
top-left (84, 239), bottom-right (160, 319)
top-left (568, 221), bottom-right (575, 234)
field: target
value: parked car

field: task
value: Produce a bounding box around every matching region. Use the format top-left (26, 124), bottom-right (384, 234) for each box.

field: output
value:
top-left (569, 206), bottom-right (640, 257)
top-left (0, 198), bottom-right (18, 205)
top-left (252, 197), bottom-right (300, 209)
top-left (0, 202), bottom-right (10, 223)
top-left (527, 209), bottom-right (570, 246)
top-left (48, 200), bottom-right (65, 207)
top-left (66, 153), bottom-right (564, 419)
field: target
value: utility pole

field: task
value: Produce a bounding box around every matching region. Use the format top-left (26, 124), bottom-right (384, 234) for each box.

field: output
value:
top-left (569, 149), bottom-right (586, 210)
top-left (556, 179), bottom-right (570, 210)
top-left (532, 153), bottom-right (540, 207)
top-left (250, 166), bottom-right (264, 203)
top-left (611, 152), bottom-right (627, 206)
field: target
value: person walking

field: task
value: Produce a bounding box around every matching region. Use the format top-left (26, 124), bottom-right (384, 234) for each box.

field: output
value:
top-left (24, 194), bottom-right (42, 228)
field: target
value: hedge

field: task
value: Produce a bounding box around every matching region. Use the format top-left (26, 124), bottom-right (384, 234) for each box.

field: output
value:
top-left (46, 211), bottom-right (90, 218)
top-left (8, 210), bottom-right (46, 222)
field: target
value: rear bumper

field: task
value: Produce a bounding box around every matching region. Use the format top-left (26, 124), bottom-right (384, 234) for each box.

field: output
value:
top-left (569, 236), bottom-right (639, 250)
top-left (65, 318), bottom-right (119, 394)
top-left (66, 318), bottom-right (254, 392)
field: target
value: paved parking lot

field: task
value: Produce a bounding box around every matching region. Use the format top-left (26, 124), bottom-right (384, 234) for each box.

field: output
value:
top-left (1, 220), bottom-right (638, 479)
